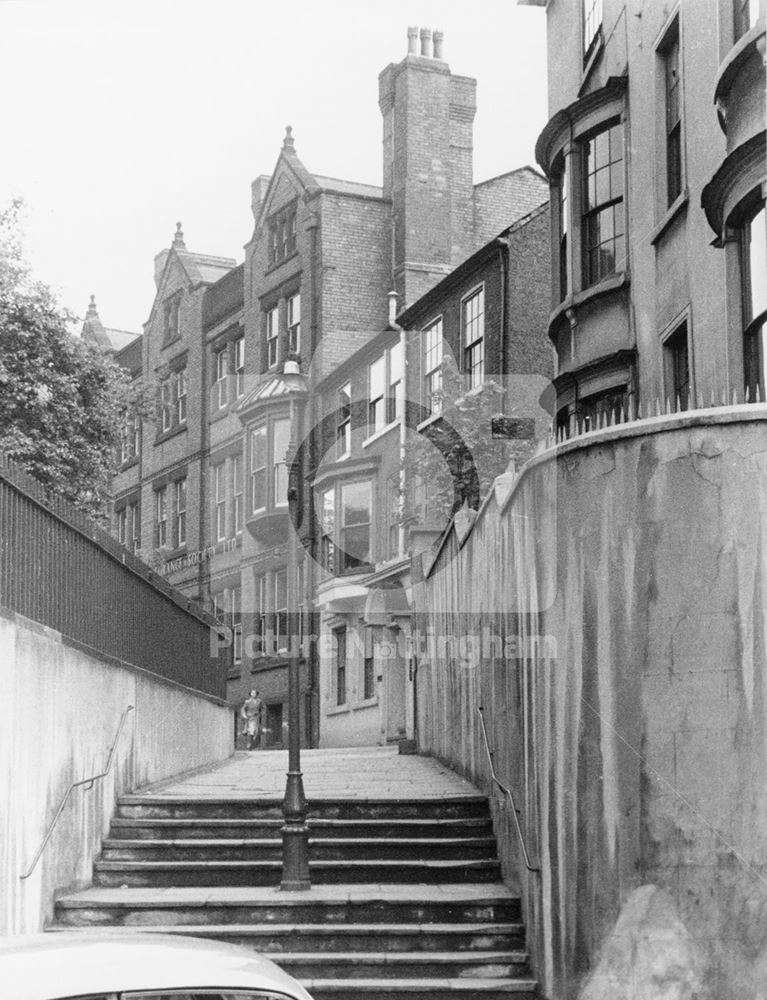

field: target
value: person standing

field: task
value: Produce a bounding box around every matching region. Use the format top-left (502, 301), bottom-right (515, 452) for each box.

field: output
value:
top-left (241, 689), bottom-right (264, 750)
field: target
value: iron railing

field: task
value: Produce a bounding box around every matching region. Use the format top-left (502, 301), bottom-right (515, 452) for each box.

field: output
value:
top-left (477, 704), bottom-right (540, 873)
top-left (20, 705), bottom-right (135, 880)
top-left (0, 453), bottom-right (224, 700)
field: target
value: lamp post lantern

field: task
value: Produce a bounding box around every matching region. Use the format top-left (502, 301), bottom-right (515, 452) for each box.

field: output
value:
top-left (280, 358), bottom-right (310, 891)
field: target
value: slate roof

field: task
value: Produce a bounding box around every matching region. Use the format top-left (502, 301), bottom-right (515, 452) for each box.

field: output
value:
top-left (176, 251), bottom-right (236, 287)
top-left (313, 175), bottom-right (385, 200)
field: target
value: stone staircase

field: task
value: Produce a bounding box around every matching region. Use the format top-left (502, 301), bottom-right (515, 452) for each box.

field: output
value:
top-left (50, 768), bottom-right (537, 999)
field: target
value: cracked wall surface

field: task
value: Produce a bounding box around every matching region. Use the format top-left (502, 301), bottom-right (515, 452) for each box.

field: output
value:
top-left (414, 411), bottom-right (767, 1000)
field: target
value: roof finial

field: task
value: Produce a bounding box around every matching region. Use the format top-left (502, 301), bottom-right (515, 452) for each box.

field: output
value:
top-left (283, 125), bottom-right (295, 152)
top-left (173, 221), bottom-right (186, 249)
top-left (87, 294), bottom-right (98, 317)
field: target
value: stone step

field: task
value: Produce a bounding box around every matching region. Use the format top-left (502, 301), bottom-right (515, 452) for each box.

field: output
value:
top-left (53, 886), bottom-right (521, 927)
top-left (109, 818), bottom-right (284, 840)
top-left (271, 950), bottom-right (530, 980)
top-left (115, 796), bottom-right (489, 822)
top-left (48, 922), bottom-right (527, 952)
top-left (100, 837), bottom-right (497, 863)
top-left (107, 816), bottom-right (494, 841)
top-left (92, 858), bottom-right (502, 888)
top-left (301, 977), bottom-right (538, 1000)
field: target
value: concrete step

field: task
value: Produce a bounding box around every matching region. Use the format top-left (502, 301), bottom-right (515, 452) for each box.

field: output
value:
top-left (107, 816), bottom-right (494, 842)
top-left (115, 796), bottom-right (489, 822)
top-left (109, 818), bottom-right (284, 840)
top-left (48, 922), bottom-right (527, 952)
top-left (273, 950), bottom-right (530, 979)
top-left (100, 837), bottom-right (498, 863)
top-left (92, 858), bottom-right (502, 888)
top-left (308, 817), bottom-right (494, 839)
top-left (53, 885), bottom-right (522, 928)
top-left (302, 977), bottom-right (538, 1000)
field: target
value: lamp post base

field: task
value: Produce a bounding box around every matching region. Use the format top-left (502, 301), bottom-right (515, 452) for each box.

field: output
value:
top-left (281, 769), bottom-right (310, 891)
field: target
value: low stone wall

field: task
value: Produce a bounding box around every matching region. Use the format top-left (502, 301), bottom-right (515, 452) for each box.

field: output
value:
top-left (415, 407), bottom-right (767, 1000)
top-left (0, 609), bottom-right (233, 935)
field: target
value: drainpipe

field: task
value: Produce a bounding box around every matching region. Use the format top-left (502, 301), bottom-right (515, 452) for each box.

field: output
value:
top-left (497, 236), bottom-right (510, 410)
top-left (387, 290), bottom-right (418, 745)
top-left (387, 291), bottom-right (407, 560)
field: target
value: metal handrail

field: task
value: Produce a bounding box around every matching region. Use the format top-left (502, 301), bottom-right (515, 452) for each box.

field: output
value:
top-left (20, 704), bottom-right (135, 880)
top-left (477, 705), bottom-right (540, 873)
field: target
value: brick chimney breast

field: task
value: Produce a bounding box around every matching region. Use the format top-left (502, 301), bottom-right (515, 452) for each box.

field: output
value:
top-left (379, 29), bottom-right (476, 307)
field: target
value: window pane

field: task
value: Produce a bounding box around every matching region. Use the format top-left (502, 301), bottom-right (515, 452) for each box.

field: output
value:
top-left (342, 481), bottom-right (371, 526)
top-left (369, 355), bottom-right (385, 398)
top-left (749, 206), bottom-right (767, 321)
top-left (272, 418), bottom-right (291, 506)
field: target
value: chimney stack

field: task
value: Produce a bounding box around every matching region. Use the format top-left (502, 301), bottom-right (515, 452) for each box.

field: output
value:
top-left (379, 28), bottom-right (476, 307)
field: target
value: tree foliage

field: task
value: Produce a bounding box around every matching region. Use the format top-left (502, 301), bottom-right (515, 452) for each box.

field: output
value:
top-left (0, 201), bottom-right (129, 517)
top-left (405, 355), bottom-right (535, 525)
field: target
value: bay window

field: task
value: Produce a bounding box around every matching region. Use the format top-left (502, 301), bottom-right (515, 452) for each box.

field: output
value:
top-left (318, 479), bottom-right (373, 574)
top-left (249, 418), bottom-right (291, 515)
top-left (742, 201), bottom-right (767, 399)
top-left (250, 426), bottom-right (267, 513)
top-left (582, 123), bottom-right (625, 287)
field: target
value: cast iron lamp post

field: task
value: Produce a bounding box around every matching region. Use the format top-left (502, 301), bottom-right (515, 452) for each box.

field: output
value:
top-left (280, 358), bottom-right (310, 891)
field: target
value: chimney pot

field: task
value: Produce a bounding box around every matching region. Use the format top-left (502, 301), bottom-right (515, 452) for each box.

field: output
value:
top-left (420, 27), bottom-right (432, 58)
top-left (433, 30), bottom-right (444, 59)
top-left (407, 25), bottom-right (419, 55)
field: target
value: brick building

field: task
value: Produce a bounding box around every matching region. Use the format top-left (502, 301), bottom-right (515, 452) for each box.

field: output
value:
top-left (99, 27), bottom-right (551, 745)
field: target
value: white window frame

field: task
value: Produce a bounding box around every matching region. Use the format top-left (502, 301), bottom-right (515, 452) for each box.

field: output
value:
top-left (337, 381), bottom-right (352, 458)
top-left (367, 344), bottom-right (401, 438)
top-left (422, 317), bottom-right (444, 417)
top-left (266, 306), bottom-right (279, 368)
top-left (287, 292), bottom-right (301, 356)
top-left (250, 425), bottom-right (267, 514)
top-left (175, 478), bottom-right (187, 547)
top-left (462, 285), bottom-right (485, 389)
top-left (176, 367), bottom-right (187, 424)
top-left (155, 486), bottom-right (168, 548)
top-left (234, 336), bottom-right (245, 397)
top-left (214, 461), bottom-right (227, 542)
top-left (233, 453), bottom-right (243, 533)
top-left (214, 348), bottom-right (228, 410)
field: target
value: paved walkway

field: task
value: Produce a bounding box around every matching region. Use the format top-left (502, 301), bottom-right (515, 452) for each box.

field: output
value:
top-left (142, 746), bottom-right (481, 800)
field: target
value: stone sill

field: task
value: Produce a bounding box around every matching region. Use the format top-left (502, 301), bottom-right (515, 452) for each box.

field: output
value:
top-left (650, 190), bottom-right (689, 246)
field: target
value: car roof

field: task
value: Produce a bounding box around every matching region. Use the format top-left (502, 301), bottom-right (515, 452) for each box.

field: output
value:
top-left (0, 933), bottom-right (313, 1000)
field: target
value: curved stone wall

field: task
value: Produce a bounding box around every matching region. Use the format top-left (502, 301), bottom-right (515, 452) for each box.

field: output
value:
top-left (416, 407), bottom-right (767, 1000)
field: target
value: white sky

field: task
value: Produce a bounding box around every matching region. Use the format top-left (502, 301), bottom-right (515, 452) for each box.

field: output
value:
top-left (0, 0), bottom-right (548, 333)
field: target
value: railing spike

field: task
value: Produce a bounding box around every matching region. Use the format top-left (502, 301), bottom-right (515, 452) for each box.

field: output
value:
top-left (675, 393), bottom-right (682, 413)
top-left (757, 383), bottom-right (763, 404)
top-left (732, 387), bottom-right (738, 406)
top-left (746, 384), bottom-right (751, 404)
top-left (710, 388), bottom-right (716, 408)
top-left (654, 398), bottom-right (661, 417)
top-left (697, 390), bottom-right (704, 409)
top-left (721, 387), bottom-right (727, 406)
